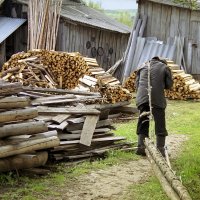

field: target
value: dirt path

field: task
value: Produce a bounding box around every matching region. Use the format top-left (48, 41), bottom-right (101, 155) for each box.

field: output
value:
top-left (47, 134), bottom-right (187, 200)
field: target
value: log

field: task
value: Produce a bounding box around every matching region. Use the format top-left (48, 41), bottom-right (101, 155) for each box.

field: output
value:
top-left (0, 82), bottom-right (23, 96)
top-left (145, 149), bottom-right (180, 200)
top-left (0, 96), bottom-right (30, 109)
top-left (0, 108), bottom-right (38, 123)
top-left (145, 138), bottom-right (192, 200)
top-left (0, 121), bottom-right (48, 138)
top-left (0, 136), bottom-right (60, 159)
top-left (0, 152), bottom-right (48, 172)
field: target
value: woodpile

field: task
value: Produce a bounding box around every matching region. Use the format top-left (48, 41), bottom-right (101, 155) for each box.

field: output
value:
top-left (165, 62), bottom-right (200, 100)
top-left (1, 49), bottom-right (89, 89)
top-left (20, 86), bottom-right (135, 161)
top-left (123, 60), bottom-right (200, 100)
top-left (80, 57), bottom-right (132, 104)
top-left (0, 80), bottom-right (60, 172)
top-left (124, 71), bottom-right (137, 93)
top-left (0, 79), bottom-right (135, 168)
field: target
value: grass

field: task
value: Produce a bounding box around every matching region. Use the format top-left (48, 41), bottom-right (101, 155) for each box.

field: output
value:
top-left (0, 100), bottom-right (200, 199)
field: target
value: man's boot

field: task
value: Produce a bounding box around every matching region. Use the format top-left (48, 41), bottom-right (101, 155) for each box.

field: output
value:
top-left (136, 134), bottom-right (147, 156)
top-left (156, 135), bottom-right (166, 157)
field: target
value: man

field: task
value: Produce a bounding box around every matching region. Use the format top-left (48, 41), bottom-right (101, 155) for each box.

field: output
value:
top-left (135, 57), bottom-right (173, 157)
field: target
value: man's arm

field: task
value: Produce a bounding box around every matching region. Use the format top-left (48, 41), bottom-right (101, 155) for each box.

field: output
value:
top-left (165, 67), bottom-right (173, 89)
top-left (135, 70), bottom-right (140, 91)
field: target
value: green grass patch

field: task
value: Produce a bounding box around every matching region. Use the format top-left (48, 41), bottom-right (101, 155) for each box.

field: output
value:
top-left (123, 176), bottom-right (169, 200)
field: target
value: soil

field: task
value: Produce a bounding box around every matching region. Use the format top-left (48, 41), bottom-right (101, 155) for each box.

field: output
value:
top-left (47, 134), bottom-right (188, 200)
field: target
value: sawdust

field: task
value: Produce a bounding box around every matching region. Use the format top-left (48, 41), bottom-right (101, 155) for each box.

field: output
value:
top-left (46, 134), bottom-right (187, 200)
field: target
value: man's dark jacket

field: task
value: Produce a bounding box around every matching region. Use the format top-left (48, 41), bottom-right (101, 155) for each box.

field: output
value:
top-left (135, 57), bottom-right (173, 109)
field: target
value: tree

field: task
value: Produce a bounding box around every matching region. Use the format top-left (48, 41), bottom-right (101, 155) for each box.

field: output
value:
top-left (85, 0), bottom-right (103, 11)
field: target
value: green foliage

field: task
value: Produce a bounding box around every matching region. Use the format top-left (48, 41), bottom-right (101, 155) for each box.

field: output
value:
top-left (85, 0), bottom-right (103, 11)
top-left (105, 10), bottom-right (135, 27)
top-left (173, 0), bottom-right (198, 9)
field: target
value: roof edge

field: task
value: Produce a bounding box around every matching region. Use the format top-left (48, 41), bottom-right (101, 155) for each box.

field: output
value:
top-left (139, 0), bottom-right (200, 10)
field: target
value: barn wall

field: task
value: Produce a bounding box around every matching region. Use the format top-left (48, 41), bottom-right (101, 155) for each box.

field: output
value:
top-left (56, 21), bottom-right (129, 74)
top-left (138, 0), bottom-right (200, 76)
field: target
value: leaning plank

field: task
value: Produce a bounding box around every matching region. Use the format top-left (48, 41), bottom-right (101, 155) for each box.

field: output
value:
top-left (0, 96), bottom-right (30, 109)
top-left (0, 136), bottom-right (60, 159)
top-left (0, 108), bottom-right (38, 123)
top-left (0, 121), bottom-right (48, 138)
top-left (80, 115), bottom-right (99, 146)
top-left (37, 106), bottom-right (100, 115)
top-left (0, 152), bottom-right (48, 172)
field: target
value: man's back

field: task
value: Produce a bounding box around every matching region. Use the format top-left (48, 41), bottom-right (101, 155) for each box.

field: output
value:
top-left (135, 57), bottom-right (173, 108)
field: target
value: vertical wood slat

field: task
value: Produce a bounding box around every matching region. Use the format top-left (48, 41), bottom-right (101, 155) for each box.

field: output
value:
top-left (80, 115), bottom-right (99, 146)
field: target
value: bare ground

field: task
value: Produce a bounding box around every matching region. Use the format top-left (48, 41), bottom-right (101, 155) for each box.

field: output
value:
top-left (47, 134), bottom-right (188, 200)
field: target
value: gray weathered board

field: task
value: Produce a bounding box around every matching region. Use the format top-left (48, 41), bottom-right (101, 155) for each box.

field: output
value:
top-left (80, 115), bottom-right (99, 146)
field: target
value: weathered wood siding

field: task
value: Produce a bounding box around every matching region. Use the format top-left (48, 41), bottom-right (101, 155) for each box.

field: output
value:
top-left (138, 0), bottom-right (200, 75)
top-left (56, 20), bottom-right (129, 72)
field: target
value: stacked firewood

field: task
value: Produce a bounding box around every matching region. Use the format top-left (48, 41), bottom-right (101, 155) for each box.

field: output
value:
top-left (165, 69), bottom-right (200, 100)
top-left (0, 80), bottom-right (60, 172)
top-left (124, 71), bottom-right (137, 93)
top-left (81, 58), bottom-right (132, 103)
top-left (123, 61), bottom-right (200, 100)
top-left (1, 50), bottom-right (89, 89)
top-left (100, 86), bottom-right (132, 104)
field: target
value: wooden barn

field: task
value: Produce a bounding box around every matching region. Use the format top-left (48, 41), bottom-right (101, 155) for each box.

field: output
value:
top-left (137, 0), bottom-right (200, 79)
top-left (0, 0), bottom-right (131, 72)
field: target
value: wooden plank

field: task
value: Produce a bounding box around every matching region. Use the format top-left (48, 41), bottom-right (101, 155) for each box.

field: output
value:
top-left (80, 115), bottom-right (99, 146)
top-left (60, 136), bottom-right (126, 145)
top-left (23, 86), bottom-right (100, 96)
top-left (51, 114), bottom-right (71, 124)
top-left (37, 106), bottom-right (100, 115)
top-left (70, 128), bottom-right (111, 134)
top-left (48, 121), bottom-right (69, 130)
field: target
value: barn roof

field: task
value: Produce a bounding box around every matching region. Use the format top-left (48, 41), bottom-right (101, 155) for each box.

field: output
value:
top-left (16, 0), bottom-right (131, 34)
top-left (138, 0), bottom-right (200, 10)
